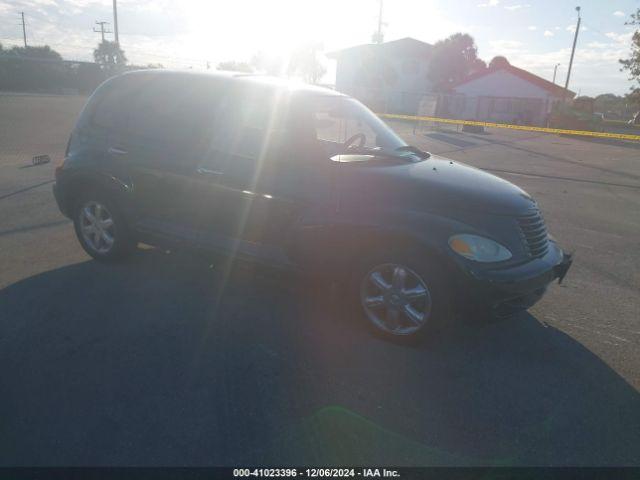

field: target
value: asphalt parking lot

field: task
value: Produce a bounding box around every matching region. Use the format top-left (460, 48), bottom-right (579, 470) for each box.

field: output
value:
top-left (1, 94), bottom-right (639, 466)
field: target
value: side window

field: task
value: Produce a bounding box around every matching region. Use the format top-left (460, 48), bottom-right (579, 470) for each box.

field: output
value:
top-left (128, 78), bottom-right (218, 149)
top-left (315, 112), bottom-right (377, 147)
top-left (91, 75), bottom-right (148, 131)
top-left (205, 90), bottom-right (286, 173)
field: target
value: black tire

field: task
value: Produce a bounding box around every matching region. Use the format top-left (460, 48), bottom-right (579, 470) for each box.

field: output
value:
top-left (350, 249), bottom-right (452, 342)
top-left (73, 192), bottom-right (136, 262)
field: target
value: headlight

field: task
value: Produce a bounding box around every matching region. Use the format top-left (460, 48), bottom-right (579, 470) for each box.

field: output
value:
top-left (449, 234), bottom-right (512, 262)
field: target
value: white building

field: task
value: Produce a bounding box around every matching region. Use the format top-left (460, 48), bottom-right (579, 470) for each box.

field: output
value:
top-left (327, 37), bottom-right (433, 114)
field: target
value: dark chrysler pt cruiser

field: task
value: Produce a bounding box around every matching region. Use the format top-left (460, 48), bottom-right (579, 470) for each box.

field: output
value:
top-left (54, 70), bottom-right (572, 340)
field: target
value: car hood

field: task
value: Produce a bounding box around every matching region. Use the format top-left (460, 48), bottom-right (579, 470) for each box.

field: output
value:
top-left (334, 154), bottom-right (538, 216)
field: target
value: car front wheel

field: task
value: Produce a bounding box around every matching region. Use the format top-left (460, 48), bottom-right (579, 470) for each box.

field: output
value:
top-left (353, 253), bottom-right (450, 341)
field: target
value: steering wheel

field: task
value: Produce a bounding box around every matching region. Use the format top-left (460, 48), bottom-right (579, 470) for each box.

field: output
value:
top-left (344, 133), bottom-right (366, 150)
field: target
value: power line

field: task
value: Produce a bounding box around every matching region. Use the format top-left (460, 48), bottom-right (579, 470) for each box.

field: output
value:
top-left (20, 12), bottom-right (27, 47)
top-left (93, 21), bottom-right (112, 43)
top-left (112, 0), bottom-right (120, 45)
top-left (564, 6), bottom-right (581, 97)
top-left (372, 0), bottom-right (384, 44)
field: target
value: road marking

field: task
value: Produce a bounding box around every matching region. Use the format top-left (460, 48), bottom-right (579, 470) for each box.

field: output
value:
top-left (379, 113), bottom-right (640, 141)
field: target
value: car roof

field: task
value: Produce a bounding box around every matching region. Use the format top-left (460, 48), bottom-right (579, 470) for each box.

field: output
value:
top-left (114, 69), bottom-right (346, 98)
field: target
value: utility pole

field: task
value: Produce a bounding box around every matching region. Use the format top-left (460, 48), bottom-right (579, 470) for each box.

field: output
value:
top-left (372, 0), bottom-right (384, 44)
top-left (552, 63), bottom-right (560, 84)
top-left (564, 6), bottom-right (581, 99)
top-left (93, 21), bottom-right (111, 43)
top-left (112, 0), bottom-right (120, 45)
top-left (20, 12), bottom-right (27, 47)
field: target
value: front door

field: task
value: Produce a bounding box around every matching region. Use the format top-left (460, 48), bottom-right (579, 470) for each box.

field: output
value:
top-left (190, 89), bottom-right (333, 265)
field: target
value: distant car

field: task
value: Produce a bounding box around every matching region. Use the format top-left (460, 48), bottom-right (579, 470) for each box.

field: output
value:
top-left (53, 70), bottom-right (572, 340)
top-left (629, 112), bottom-right (640, 126)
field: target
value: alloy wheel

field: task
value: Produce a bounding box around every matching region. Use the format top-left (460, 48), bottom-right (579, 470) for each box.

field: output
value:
top-left (360, 263), bottom-right (432, 335)
top-left (79, 201), bottom-right (115, 254)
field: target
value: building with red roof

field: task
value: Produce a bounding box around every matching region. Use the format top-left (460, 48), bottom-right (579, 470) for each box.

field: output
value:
top-left (449, 59), bottom-right (575, 126)
top-left (327, 37), bottom-right (575, 126)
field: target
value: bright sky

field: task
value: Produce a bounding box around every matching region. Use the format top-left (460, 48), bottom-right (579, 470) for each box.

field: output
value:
top-left (0, 0), bottom-right (637, 96)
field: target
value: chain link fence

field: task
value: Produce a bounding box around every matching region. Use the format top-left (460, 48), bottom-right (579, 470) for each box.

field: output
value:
top-left (351, 86), bottom-right (558, 136)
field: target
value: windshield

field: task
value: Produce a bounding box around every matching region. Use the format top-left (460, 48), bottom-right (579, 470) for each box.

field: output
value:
top-left (291, 95), bottom-right (409, 157)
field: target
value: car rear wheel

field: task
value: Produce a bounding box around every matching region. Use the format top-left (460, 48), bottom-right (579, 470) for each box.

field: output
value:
top-left (73, 195), bottom-right (135, 262)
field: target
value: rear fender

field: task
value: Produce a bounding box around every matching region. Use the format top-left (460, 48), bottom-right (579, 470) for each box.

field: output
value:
top-left (56, 169), bottom-right (132, 220)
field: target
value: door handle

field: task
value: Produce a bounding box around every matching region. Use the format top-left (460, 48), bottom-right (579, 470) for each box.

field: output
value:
top-left (197, 167), bottom-right (223, 176)
top-left (107, 146), bottom-right (128, 156)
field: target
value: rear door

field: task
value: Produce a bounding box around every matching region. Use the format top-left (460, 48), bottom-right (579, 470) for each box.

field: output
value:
top-left (121, 76), bottom-right (220, 242)
top-left (80, 74), bottom-right (150, 217)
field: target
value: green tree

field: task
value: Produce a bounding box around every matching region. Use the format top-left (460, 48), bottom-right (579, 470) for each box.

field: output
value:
top-left (620, 9), bottom-right (640, 102)
top-left (0, 45), bottom-right (65, 92)
top-left (594, 94), bottom-right (623, 115)
top-left (489, 55), bottom-right (510, 69)
top-left (287, 42), bottom-right (326, 84)
top-left (4, 45), bottom-right (62, 61)
top-left (93, 41), bottom-right (126, 72)
top-left (428, 33), bottom-right (486, 91)
top-left (217, 60), bottom-right (253, 73)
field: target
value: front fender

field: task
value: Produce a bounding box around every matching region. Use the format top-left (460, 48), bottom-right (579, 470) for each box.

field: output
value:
top-left (285, 207), bottom-right (469, 275)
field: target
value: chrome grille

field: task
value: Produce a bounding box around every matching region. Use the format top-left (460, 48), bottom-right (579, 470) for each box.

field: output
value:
top-left (517, 211), bottom-right (549, 258)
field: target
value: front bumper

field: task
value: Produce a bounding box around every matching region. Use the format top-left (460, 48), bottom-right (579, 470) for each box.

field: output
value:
top-left (456, 241), bottom-right (573, 316)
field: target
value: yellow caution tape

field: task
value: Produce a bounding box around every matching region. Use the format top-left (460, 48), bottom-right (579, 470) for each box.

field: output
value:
top-left (378, 113), bottom-right (640, 142)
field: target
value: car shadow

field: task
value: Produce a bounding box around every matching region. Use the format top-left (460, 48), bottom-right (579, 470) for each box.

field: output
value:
top-left (1, 248), bottom-right (639, 466)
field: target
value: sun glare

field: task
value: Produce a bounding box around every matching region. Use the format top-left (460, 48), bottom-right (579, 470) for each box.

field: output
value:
top-left (186, 0), bottom-right (323, 65)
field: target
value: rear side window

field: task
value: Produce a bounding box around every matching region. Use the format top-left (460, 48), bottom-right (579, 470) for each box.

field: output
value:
top-left (127, 77), bottom-right (218, 145)
top-left (90, 75), bottom-right (150, 131)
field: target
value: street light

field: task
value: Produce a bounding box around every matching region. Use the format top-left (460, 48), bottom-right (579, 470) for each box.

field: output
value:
top-left (112, 0), bottom-right (119, 45)
top-left (552, 63), bottom-right (560, 84)
top-left (564, 6), bottom-right (581, 98)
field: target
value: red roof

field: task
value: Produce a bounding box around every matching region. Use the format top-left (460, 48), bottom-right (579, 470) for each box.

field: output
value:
top-left (452, 63), bottom-right (575, 98)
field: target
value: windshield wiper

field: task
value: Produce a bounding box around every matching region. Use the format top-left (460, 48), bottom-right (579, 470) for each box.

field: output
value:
top-left (338, 145), bottom-right (429, 163)
top-left (394, 145), bottom-right (431, 159)
top-left (343, 145), bottom-right (428, 160)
